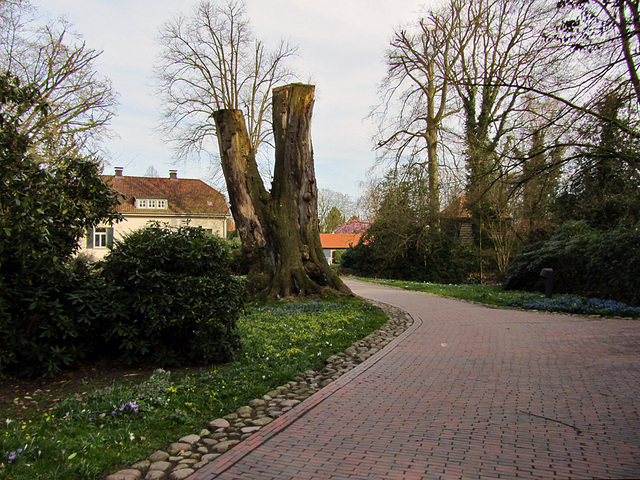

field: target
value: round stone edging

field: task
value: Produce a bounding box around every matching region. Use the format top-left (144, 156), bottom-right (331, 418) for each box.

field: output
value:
top-left (105, 301), bottom-right (414, 480)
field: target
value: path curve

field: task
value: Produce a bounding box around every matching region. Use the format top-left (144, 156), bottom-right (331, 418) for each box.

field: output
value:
top-left (190, 279), bottom-right (640, 479)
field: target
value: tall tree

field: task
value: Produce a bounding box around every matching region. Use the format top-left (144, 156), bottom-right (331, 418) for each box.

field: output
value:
top-left (374, 1), bottom-right (474, 221)
top-left (510, 96), bottom-right (565, 242)
top-left (158, 2), bottom-right (345, 296)
top-left (213, 84), bottom-right (349, 297)
top-left (0, 0), bottom-right (117, 159)
top-left (156, 0), bottom-right (296, 166)
top-left (453, 0), bottom-right (563, 238)
top-left (558, 88), bottom-right (640, 227)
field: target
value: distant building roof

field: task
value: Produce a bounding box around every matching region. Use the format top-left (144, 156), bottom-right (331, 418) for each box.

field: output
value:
top-left (103, 167), bottom-right (229, 216)
top-left (320, 233), bottom-right (362, 249)
top-left (441, 195), bottom-right (510, 220)
top-left (441, 196), bottom-right (472, 219)
top-left (334, 216), bottom-right (371, 234)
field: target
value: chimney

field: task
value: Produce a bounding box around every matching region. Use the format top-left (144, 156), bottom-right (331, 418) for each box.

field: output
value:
top-left (115, 167), bottom-right (123, 177)
top-left (169, 170), bottom-right (178, 180)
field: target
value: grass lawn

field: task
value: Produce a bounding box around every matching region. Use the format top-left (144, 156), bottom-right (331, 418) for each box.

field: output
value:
top-left (3, 279), bottom-right (636, 479)
top-left (356, 277), bottom-right (640, 318)
top-left (0, 297), bottom-right (388, 480)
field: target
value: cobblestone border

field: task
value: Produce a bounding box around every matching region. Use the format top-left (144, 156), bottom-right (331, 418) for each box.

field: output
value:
top-left (106, 302), bottom-right (413, 480)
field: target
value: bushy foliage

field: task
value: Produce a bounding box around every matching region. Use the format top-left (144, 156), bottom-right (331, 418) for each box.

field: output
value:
top-left (0, 72), bottom-right (122, 376)
top-left (503, 221), bottom-right (640, 306)
top-left (100, 224), bottom-right (245, 366)
top-left (1, 300), bottom-right (386, 479)
top-left (554, 91), bottom-right (640, 228)
top-left (342, 229), bottom-right (475, 284)
top-left (0, 256), bottom-right (122, 377)
top-left (342, 166), bottom-right (475, 283)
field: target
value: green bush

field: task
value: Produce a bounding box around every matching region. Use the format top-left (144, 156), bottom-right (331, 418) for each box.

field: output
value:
top-left (332, 249), bottom-right (345, 265)
top-left (503, 221), bottom-right (640, 306)
top-left (0, 256), bottom-right (120, 377)
top-left (100, 224), bottom-right (245, 366)
top-left (0, 72), bottom-right (122, 376)
top-left (342, 229), bottom-right (475, 284)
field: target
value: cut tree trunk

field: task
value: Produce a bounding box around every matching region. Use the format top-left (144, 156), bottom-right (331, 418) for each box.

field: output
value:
top-left (213, 83), bottom-right (351, 298)
top-left (212, 109), bottom-right (275, 292)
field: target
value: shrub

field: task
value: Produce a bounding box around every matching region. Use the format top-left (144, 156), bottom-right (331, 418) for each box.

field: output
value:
top-left (0, 256), bottom-right (120, 377)
top-left (0, 72), bottom-right (121, 377)
top-left (100, 224), bottom-right (245, 366)
top-left (503, 221), bottom-right (640, 306)
top-left (342, 229), bottom-right (475, 284)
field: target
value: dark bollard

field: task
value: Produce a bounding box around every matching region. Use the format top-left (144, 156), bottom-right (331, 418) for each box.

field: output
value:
top-left (540, 268), bottom-right (555, 299)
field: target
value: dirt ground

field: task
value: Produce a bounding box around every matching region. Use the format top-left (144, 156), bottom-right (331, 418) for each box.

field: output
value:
top-left (0, 360), bottom-right (158, 421)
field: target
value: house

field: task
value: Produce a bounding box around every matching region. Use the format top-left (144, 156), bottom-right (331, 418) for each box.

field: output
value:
top-left (441, 195), bottom-right (474, 244)
top-left (80, 167), bottom-right (232, 259)
top-left (320, 233), bottom-right (363, 265)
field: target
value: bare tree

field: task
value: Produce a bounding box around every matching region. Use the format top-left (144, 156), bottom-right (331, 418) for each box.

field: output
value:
top-left (356, 174), bottom-right (384, 222)
top-left (373, 1), bottom-right (476, 221)
top-left (452, 0), bottom-right (564, 217)
top-left (156, 0), bottom-right (296, 165)
top-left (490, 1), bottom-right (640, 146)
top-left (156, 2), bottom-right (347, 297)
top-left (0, 0), bottom-right (117, 159)
top-left (318, 188), bottom-right (357, 232)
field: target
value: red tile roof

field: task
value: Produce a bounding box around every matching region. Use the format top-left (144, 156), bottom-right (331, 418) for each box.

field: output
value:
top-left (102, 173), bottom-right (229, 215)
top-left (320, 233), bottom-right (362, 249)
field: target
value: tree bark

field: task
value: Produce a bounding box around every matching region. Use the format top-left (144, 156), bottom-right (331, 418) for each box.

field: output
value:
top-left (213, 83), bottom-right (351, 297)
top-left (212, 109), bottom-right (275, 292)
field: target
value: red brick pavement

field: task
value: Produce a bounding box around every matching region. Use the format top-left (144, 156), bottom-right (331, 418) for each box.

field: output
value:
top-left (189, 279), bottom-right (640, 479)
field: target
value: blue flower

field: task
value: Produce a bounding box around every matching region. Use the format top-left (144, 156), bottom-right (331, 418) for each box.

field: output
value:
top-left (119, 401), bottom-right (139, 414)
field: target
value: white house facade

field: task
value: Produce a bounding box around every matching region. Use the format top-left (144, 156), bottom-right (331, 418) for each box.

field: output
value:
top-left (80, 167), bottom-right (232, 259)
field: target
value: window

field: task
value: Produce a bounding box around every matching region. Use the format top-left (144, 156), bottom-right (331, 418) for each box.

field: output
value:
top-left (94, 227), bottom-right (108, 247)
top-left (135, 198), bottom-right (167, 209)
top-left (87, 227), bottom-right (113, 249)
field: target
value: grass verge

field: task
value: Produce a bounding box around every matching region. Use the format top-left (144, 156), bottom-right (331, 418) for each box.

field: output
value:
top-left (0, 297), bottom-right (388, 480)
top-left (357, 277), bottom-right (640, 318)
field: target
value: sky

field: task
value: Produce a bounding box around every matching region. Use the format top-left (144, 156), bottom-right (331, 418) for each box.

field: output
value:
top-left (35, 0), bottom-right (438, 198)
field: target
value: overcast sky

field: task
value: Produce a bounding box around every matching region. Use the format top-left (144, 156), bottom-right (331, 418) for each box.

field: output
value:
top-left (35, 0), bottom-right (438, 198)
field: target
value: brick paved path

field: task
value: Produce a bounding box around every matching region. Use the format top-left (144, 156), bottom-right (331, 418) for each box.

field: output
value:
top-left (189, 279), bottom-right (640, 479)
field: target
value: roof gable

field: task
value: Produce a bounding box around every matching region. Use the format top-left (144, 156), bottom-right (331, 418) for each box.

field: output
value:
top-left (103, 174), bottom-right (229, 215)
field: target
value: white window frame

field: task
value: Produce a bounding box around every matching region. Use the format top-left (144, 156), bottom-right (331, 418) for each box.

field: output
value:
top-left (94, 227), bottom-right (108, 248)
top-left (135, 198), bottom-right (167, 209)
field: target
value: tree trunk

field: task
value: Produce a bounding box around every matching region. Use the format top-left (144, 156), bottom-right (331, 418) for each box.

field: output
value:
top-left (213, 83), bottom-right (351, 297)
top-left (212, 109), bottom-right (275, 293)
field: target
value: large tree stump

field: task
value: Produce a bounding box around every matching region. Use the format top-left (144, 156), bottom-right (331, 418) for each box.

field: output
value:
top-left (213, 83), bottom-right (350, 297)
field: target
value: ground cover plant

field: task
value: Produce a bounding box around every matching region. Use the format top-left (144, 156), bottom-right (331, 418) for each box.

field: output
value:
top-left (0, 298), bottom-right (388, 480)
top-left (359, 278), bottom-right (640, 318)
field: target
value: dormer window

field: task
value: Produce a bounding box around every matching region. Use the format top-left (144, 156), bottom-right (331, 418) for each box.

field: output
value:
top-left (135, 198), bottom-right (168, 210)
